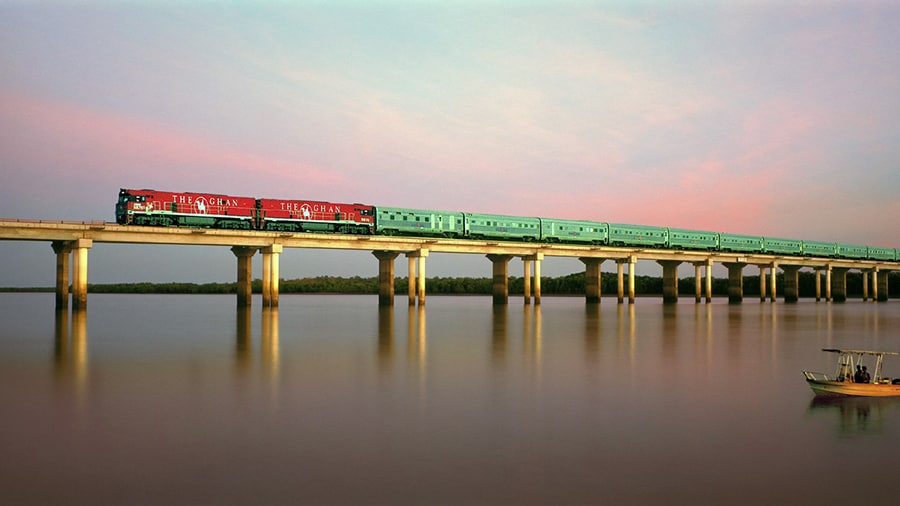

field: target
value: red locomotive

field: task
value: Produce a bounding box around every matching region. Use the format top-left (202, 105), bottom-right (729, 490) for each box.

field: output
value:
top-left (116, 189), bottom-right (375, 234)
top-left (257, 198), bottom-right (374, 234)
top-left (116, 189), bottom-right (256, 229)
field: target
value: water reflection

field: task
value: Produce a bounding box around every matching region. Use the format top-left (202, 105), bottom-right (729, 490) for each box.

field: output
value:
top-left (522, 305), bottom-right (542, 372)
top-left (815, 302), bottom-right (834, 346)
top-left (54, 309), bottom-right (88, 396)
top-left (694, 303), bottom-right (713, 373)
top-left (234, 306), bottom-right (280, 386)
top-left (661, 303), bottom-right (679, 360)
top-left (377, 305), bottom-right (394, 372)
top-left (808, 396), bottom-right (900, 436)
top-left (488, 305), bottom-right (543, 374)
top-left (235, 306), bottom-right (252, 373)
top-left (726, 304), bottom-right (744, 363)
top-left (805, 301), bottom-right (899, 351)
top-left (584, 303), bottom-right (600, 361)
top-left (616, 303), bottom-right (636, 364)
top-left (262, 308), bottom-right (280, 384)
top-left (10, 295), bottom-right (900, 504)
top-left (407, 305), bottom-right (427, 381)
top-left (376, 305), bottom-right (428, 379)
top-left (491, 305), bottom-right (507, 367)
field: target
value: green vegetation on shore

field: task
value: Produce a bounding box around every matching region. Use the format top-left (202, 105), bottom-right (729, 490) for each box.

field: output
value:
top-left (2, 271), bottom-right (897, 297)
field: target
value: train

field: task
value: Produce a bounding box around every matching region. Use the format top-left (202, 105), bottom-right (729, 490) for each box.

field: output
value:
top-left (115, 188), bottom-right (899, 262)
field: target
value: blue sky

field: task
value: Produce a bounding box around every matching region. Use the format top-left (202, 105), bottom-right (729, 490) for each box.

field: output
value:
top-left (2, 1), bottom-right (899, 286)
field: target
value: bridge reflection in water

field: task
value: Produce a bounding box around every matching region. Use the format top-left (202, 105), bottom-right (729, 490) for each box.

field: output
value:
top-left (375, 303), bottom-right (552, 385)
top-left (54, 309), bottom-right (88, 400)
top-left (46, 297), bottom-right (895, 416)
top-left (377, 305), bottom-right (429, 384)
top-left (235, 307), bottom-right (281, 391)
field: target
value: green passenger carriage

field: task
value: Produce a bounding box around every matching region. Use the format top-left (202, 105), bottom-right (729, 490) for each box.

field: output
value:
top-left (836, 244), bottom-right (868, 259)
top-left (375, 207), bottom-right (465, 237)
top-left (608, 224), bottom-right (668, 248)
top-left (718, 233), bottom-right (764, 253)
top-left (466, 213), bottom-right (541, 241)
top-left (539, 219), bottom-right (608, 244)
top-left (668, 228), bottom-right (719, 251)
top-left (867, 246), bottom-right (896, 261)
top-left (801, 241), bottom-right (837, 258)
top-left (763, 237), bottom-right (803, 255)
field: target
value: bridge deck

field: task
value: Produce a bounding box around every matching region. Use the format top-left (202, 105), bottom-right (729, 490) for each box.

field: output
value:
top-left (1, 219), bottom-right (895, 269)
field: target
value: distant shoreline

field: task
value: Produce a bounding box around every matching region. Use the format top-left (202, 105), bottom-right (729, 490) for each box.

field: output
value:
top-left (1, 271), bottom-right (895, 297)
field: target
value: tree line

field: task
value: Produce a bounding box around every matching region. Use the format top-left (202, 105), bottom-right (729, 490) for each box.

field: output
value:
top-left (2, 271), bottom-right (897, 296)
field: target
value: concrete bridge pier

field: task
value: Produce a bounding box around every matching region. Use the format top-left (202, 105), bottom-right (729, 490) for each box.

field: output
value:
top-left (768, 263), bottom-right (778, 303)
top-left (722, 262), bottom-right (746, 304)
top-left (759, 264), bottom-right (774, 302)
top-left (658, 260), bottom-right (682, 304)
top-left (51, 241), bottom-right (73, 310)
top-left (877, 270), bottom-right (889, 302)
top-left (487, 254), bottom-right (513, 305)
top-left (521, 253), bottom-right (543, 305)
top-left (522, 257), bottom-right (532, 305)
top-left (260, 244), bottom-right (282, 307)
top-left (616, 257), bottom-right (636, 304)
top-left (692, 261), bottom-right (712, 303)
top-left (231, 246), bottom-right (257, 307)
top-left (626, 256), bottom-right (637, 304)
top-left (629, 257), bottom-right (636, 304)
top-left (860, 268), bottom-right (890, 302)
top-left (759, 266), bottom-right (767, 303)
top-left (616, 260), bottom-right (625, 304)
top-left (815, 269), bottom-right (822, 301)
top-left (825, 266), bottom-right (833, 301)
top-left (373, 251), bottom-right (400, 306)
top-left (781, 265), bottom-right (801, 303)
top-left (862, 269), bottom-right (870, 301)
top-left (704, 259), bottom-right (712, 304)
top-left (50, 238), bottom-right (92, 312)
top-left (71, 239), bottom-right (92, 311)
top-left (580, 257), bottom-right (605, 303)
top-left (832, 267), bottom-right (849, 302)
top-left (406, 249), bottom-right (428, 306)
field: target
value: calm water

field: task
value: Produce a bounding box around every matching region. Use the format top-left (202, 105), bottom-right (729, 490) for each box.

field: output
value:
top-left (2, 293), bottom-right (900, 505)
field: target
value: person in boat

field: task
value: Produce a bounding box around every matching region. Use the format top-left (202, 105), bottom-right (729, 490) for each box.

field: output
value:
top-left (839, 364), bottom-right (851, 382)
top-left (854, 365), bottom-right (863, 383)
top-left (860, 366), bottom-right (871, 384)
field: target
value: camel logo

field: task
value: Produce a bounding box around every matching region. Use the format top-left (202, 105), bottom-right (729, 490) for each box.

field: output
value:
top-left (301, 203), bottom-right (312, 219)
top-left (196, 197), bottom-right (208, 214)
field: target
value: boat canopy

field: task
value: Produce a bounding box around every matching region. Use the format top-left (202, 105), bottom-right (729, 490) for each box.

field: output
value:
top-left (822, 348), bottom-right (900, 356)
top-left (821, 348), bottom-right (900, 384)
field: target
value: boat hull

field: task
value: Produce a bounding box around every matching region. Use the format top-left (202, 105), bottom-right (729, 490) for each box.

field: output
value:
top-left (806, 378), bottom-right (900, 397)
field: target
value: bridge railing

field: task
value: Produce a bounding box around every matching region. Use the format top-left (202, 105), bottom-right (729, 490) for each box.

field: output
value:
top-left (0, 218), bottom-right (108, 226)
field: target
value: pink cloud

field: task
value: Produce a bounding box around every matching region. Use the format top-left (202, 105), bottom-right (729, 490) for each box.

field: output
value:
top-left (0, 89), bottom-right (344, 194)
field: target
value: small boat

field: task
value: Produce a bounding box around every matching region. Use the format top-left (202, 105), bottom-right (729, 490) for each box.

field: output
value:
top-left (803, 348), bottom-right (900, 397)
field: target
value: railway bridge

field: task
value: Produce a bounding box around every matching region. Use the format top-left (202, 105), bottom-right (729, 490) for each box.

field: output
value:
top-left (1, 219), bottom-right (896, 310)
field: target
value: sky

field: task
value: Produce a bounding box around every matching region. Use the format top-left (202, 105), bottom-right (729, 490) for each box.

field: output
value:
top-left (1, 0), bottom-right (899, 286)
